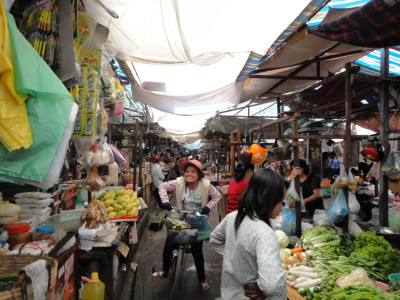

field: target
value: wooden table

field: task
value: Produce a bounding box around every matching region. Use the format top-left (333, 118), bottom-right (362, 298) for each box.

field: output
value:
top-left (287, 285), bottom-right (306, 300)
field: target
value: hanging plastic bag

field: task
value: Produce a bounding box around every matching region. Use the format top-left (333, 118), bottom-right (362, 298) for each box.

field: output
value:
top-left (325, 190), bottom-right (348, 224)
top-left (333, 164), bottom-right (347, 189)
top-left (111, 146), bottom-right (125, 164)
top-left (313, 209), bottom-right (329, 226)
top-left (280, 207), bottom-right (296, 236)
top-left (347, 171), bottom-right (357, 190)
top-left (195, 215), bottom-right (212, 242)
top-left (366, 162), bottom-right (378, 181)
top-left (103, 143), bottom-right (114, 164)
top-left (348, 191), bottom-right (360, 214)
top-left (334, 143), bottom-right (344, 157)
top-left (285, 181), bottom-right (299, 203)
top-left (285, 181), bottom-right (306, 212)
top-left (381, 151), bottom-right (400, 180)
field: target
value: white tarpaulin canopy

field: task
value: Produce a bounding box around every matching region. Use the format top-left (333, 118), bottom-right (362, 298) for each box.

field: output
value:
top-left (83, 0), bottom-right (313, 65)
top-left (133, 81), bottom-right (244, 115)
top-left (147, 107), bottom-right (214, 135)
top-left (82, 0), bottom-right (317, 136)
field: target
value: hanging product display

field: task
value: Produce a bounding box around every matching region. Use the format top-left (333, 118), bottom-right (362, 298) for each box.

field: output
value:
top-left (19, 0), bottom-right (61, 69)
top-left (73, 49), bottom-right (102, 137)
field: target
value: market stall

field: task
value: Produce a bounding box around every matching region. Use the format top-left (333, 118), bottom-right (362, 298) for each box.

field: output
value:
top-left (275, 225), bottom-right (400, 300)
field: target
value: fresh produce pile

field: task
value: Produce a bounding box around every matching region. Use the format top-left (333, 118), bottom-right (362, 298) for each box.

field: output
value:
top-left (278, 226), bottom-right (400, 299)
top-left (96, 187), bottom-right (140, 218)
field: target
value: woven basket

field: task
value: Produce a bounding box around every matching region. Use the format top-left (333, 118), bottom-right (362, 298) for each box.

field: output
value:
top-left (0, 255), bottom-right (58, 300)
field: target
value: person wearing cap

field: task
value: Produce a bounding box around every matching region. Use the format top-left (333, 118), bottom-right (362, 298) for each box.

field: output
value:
top-left (151, 155), bottom-right (164, 209)
top-left (154, 159), bottom-right (221, 292)
top-left (226, 151), bottom-right (254, 215)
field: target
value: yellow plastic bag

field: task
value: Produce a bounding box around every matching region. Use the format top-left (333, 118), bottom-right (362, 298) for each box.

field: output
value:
top-left (0, 1), bottom-right (31, 151)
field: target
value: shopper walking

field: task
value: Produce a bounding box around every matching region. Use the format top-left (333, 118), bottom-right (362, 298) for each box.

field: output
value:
top-left (210, 168), bottom-right (287, 300)
top-left (151, 155), bottom-right (164, 209)
top-left (154, 160), bottom-right (221, 291)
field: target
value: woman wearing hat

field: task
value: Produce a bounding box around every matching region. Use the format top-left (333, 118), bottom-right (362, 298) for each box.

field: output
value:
top-left (226, 151), bottom-right (254, 215)
top-left (154, 160), bottom-right (221, 292)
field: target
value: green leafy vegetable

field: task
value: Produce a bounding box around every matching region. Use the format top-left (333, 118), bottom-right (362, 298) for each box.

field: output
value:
top-left (351, 231), bottom-right (400, 277)
top-left (337, 233), bottom-right (355, 257)
top-left (389, 279), bottom-right (400, 293)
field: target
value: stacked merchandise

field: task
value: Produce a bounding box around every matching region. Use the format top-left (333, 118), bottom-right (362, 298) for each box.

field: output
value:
top-left (0, 198), bottom-right (20, 225)
top-left (14, 192), bottom-right (53, 224)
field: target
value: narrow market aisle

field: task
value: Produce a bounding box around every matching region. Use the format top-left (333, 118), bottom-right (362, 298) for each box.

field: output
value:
top-left (133, 196), bottom-right (223, 300)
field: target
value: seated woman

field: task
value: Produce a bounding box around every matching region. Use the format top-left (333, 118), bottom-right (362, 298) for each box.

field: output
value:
top-left (288, 159), bottom-right (324, 217)
top-left (210, 169), bottom-right (287, 299)
top-left (226, 151), bottom-right (254, 215)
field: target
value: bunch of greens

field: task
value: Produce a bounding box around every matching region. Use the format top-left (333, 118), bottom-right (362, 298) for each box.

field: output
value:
top-left (301, 226), bottom-right (340, 254)
top-left (313, 251), bottom-right (386, 282)
top-left (285, 192), bottom-right (298, 203)
top-left (351, 231), bottom-right (400, 277)
top-left (337, 233), bottom-right (355, 257)
top-left (319, 284), bottom-right (400, 300)
top-left (389, 279), bottom-right (400, 293)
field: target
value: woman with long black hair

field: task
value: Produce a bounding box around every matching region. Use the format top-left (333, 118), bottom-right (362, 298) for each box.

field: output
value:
top-left (226, 151), bottom-right (254, 215)
top-left (210, 169), bottom-right (287, 300)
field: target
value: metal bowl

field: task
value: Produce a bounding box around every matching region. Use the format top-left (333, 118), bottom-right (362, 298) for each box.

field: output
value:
top-left (369, 226), bottom-right (400, 235)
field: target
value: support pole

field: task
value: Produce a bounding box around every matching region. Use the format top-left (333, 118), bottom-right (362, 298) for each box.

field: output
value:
top-left (139, 131), bottom-right (143, 189)
top-left (342, 63), bottom-right (352, 233)
top-left (379, 48), bottom-right (390, 227)
top-left (277, 97), bottom-right (281, 136)
top-left (230, 132), bottom-right (235, 176)
top-left (237, 129), bottom-right (241, 162)
top-left (133, 121), bottom-right (139, 190)
top-left (293, 112), bottom-right (302, 237)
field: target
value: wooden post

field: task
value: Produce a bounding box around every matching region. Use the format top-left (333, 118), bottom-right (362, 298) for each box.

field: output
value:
top-left (379, 48), bottom-right (390, 227)
top-left (139, 131), bottom-right (143, 189)
top-left (342, 63), bottom-right (352, 233)
top-left (237, 129), bottom-right (241, 162)
top-left (277, 97), bottom-right (281, 136)
top-left (231, 132), bottom-right (235, 176)
top-left (133, 121), bottom-right (139, 190)
top-left (293, 112), bottom-right (302, 237)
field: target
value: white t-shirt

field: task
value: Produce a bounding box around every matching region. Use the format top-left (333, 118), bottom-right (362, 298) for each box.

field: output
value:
top-left (181, 185), bottom-right (202, 211)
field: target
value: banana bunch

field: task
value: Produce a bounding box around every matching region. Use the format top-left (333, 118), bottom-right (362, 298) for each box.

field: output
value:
top-left (171, 220), bottom-right (187, 229)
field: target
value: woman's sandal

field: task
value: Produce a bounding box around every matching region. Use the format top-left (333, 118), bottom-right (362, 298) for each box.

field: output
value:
top-left (200, 282), bottom-right (210, 291)
top-left (153, 270), bottom-right (168, 279)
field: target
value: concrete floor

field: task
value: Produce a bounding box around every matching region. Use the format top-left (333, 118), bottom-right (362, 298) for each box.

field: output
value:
top-left (133, 197), bottom-right (223, 300)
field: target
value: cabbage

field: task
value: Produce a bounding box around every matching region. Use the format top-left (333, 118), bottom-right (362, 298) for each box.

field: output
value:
top-left (275, 229), bottom-right (290, 248)
top-left (279, 248), bottom-right (292, 263)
